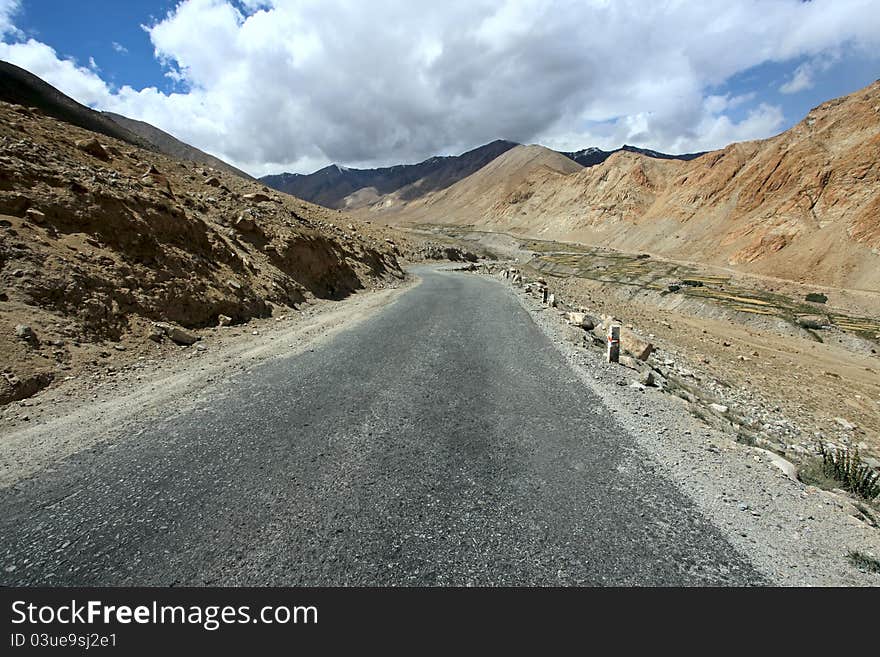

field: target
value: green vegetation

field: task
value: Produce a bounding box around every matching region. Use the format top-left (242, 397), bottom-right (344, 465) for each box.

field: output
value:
top-left (817, 444), bottom-right (880, 500)
top-left (847, 551), bottom-right (880, 574)
top-left (410, 227), bottom-right (880, 344)
top-left (525, 244), bottom-right (880, 343)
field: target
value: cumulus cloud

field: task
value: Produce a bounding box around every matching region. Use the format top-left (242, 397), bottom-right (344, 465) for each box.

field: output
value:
top-left (0, 0), bottom-right (20, 37)
top-left (0, 38), bottom-right (114, 107)
top-left (779, 54), bottom-right (839, 94)
top-left (2, 0), bottom-right (879, 175)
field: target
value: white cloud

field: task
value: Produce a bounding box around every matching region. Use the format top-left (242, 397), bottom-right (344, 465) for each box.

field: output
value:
top-left (779, 54), bottom-right (839, 94)
top-left (0, 38), bottom-right (113, 107)
top-left (781, 65), bottom-right (813, 94)
top-left (111, 41), bottom-right (128, 55)
top-left (1, 0), bottom-right (879, 175)
top-left (0, 0), bottom-right (20, 37)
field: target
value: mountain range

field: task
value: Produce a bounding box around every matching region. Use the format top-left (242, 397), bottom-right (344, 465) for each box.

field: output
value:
top-left (369, 80), bottom-right (880, 290)
top-left (2, 58), bottom-right (878, 291)
top-left (260, 140), bottom-right (703, 210)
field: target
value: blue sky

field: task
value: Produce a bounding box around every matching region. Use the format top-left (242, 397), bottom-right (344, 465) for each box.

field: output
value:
top-left (1, 1), bottom-right (878, 176)
top-left (10, 1), bottom-right (177, 90)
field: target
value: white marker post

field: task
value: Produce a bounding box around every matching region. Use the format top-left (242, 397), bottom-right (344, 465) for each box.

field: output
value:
top-left (607, 324), bottom-right (620, 363)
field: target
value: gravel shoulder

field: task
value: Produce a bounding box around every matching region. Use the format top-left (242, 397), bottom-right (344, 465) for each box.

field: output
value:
top-left (492, 270), bottom-right (880, 586)
top-left (0, 278), bottom-right (415, 488)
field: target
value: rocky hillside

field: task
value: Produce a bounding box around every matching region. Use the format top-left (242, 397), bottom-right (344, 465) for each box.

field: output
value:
top-left (0, 100), bottom-right (402, 404)
top-left (103, 112), bottom-right (253, 181)
top-left (378, 81), bottom-right (880, 290)
top-left (0, 61), bottom-right (250, 180)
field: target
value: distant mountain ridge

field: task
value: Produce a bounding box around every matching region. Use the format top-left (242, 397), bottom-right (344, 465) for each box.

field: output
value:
top-left (260, 140), bottom-right (699, 209)
top-left (561, 144), bottom-right (705, 167)
top-left (0, 60), bottom-right (251, 180)
top-left (261, 140), bottom-right (519, 209)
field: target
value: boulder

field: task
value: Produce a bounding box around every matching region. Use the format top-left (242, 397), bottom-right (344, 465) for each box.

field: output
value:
top-left (710, 403), bottom-right (729, 414)
top-left (243, 192), bottom-right (272, 203)
top-left (14, 324), bottom-right (36, 343)
top-left (217, 314), bottom-right (233, 327)
top-left (205, 177), bottom-right (221, 187)
top-left (25, 208), bottom-right (45, 223)
top-left (620, 327), bottom-right (653, 361)
top-left (754, 449), bottom-right (798, 482)
top-left (797, 314), bottom-right (827, 329)
top-left (75, 138), bottom-right (110, 161)
top-left (566, 312), bottom-right (596, 330)
top-left (153, 322), bottom-right (199, 346)
top-left (234, 215), bottom-right (257, 232)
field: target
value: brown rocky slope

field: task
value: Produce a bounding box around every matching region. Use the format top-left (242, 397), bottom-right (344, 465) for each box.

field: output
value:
top-left (376, 81), bottom-right (880, 291)
top-left (0, 100), bottom-right (402, 404)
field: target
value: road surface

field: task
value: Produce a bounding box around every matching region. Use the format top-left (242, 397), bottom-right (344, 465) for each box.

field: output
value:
top-left (0, 267), bottom-right (764, 585)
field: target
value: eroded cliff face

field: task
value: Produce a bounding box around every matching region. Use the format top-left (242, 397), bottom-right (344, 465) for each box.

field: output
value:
top-left (0, 100), bottom-right (403, 403)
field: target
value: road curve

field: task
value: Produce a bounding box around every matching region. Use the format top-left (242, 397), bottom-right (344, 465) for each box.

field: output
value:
top-left (0, 267), bottom-right (764, 585)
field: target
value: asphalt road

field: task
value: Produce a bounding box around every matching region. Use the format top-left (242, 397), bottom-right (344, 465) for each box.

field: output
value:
top-left (0, 267), bottom-right (765, 585)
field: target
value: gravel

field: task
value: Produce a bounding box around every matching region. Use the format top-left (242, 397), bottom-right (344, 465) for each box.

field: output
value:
top-left (502, 271), bottom-right (880, 586)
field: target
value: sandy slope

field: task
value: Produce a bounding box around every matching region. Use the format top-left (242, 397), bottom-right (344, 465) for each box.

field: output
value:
top-left (375, 81), bottom-right (880, 291)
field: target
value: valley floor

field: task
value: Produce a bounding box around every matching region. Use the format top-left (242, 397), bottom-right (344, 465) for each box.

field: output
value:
top-left (0, 266), bottom-right (877, 585)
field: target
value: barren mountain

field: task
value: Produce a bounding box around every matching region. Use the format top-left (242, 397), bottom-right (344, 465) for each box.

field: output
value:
top-left (261, 139), bottom-right (698, 211)
top-left (379, 81), bottom-right (880, 290)
top-left (103, 112), bottom-right (253, 180)
top-left (261, 140), bottom-right (518, 210)
top-left (0, 99), bottom-right (402, 405)
top-left (0, 60), bottom-right (250, 180)
top-left (367, 144), bottom-right (583, 222)
top-left (561, 144), bottom-right (704, 167)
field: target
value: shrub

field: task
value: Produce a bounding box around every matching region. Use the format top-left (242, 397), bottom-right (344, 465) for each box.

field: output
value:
top-left (847, 551), bottom-right (880, 574)
top-left (818, 443), bottom-right (880, 500)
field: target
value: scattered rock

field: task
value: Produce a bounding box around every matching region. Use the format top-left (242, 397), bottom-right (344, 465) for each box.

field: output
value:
top-left (25, 208), bottom-right (46, 223)
top-left (234, 215), bottom-right (257, 232)
top-left (205, 177), bottom-right (221, 187)
top-left (797, 315), bottom-right (827, 329)
top-left (75, 138), bottom-right (110, 161)
top-left (14, 324), bottom-right (36, 343)
top-left (153, 323), bottom-right (199, 346)
top-left (621, 327), bottom-right (653, 361)
top-left (566, 312), bottom-right (595, 330)
top-left (147, 326), bottom-right (165, 343)
top-left (243, 192), bottom-right (272, 203)
top-left (218, 314), bottom-right (232, 327)
top-left (834, 417), bottom-right (856, 431)
top-left (710, 403), bottom-right (729, 414)
top-left (754, 448), bottom-right (799, 482)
